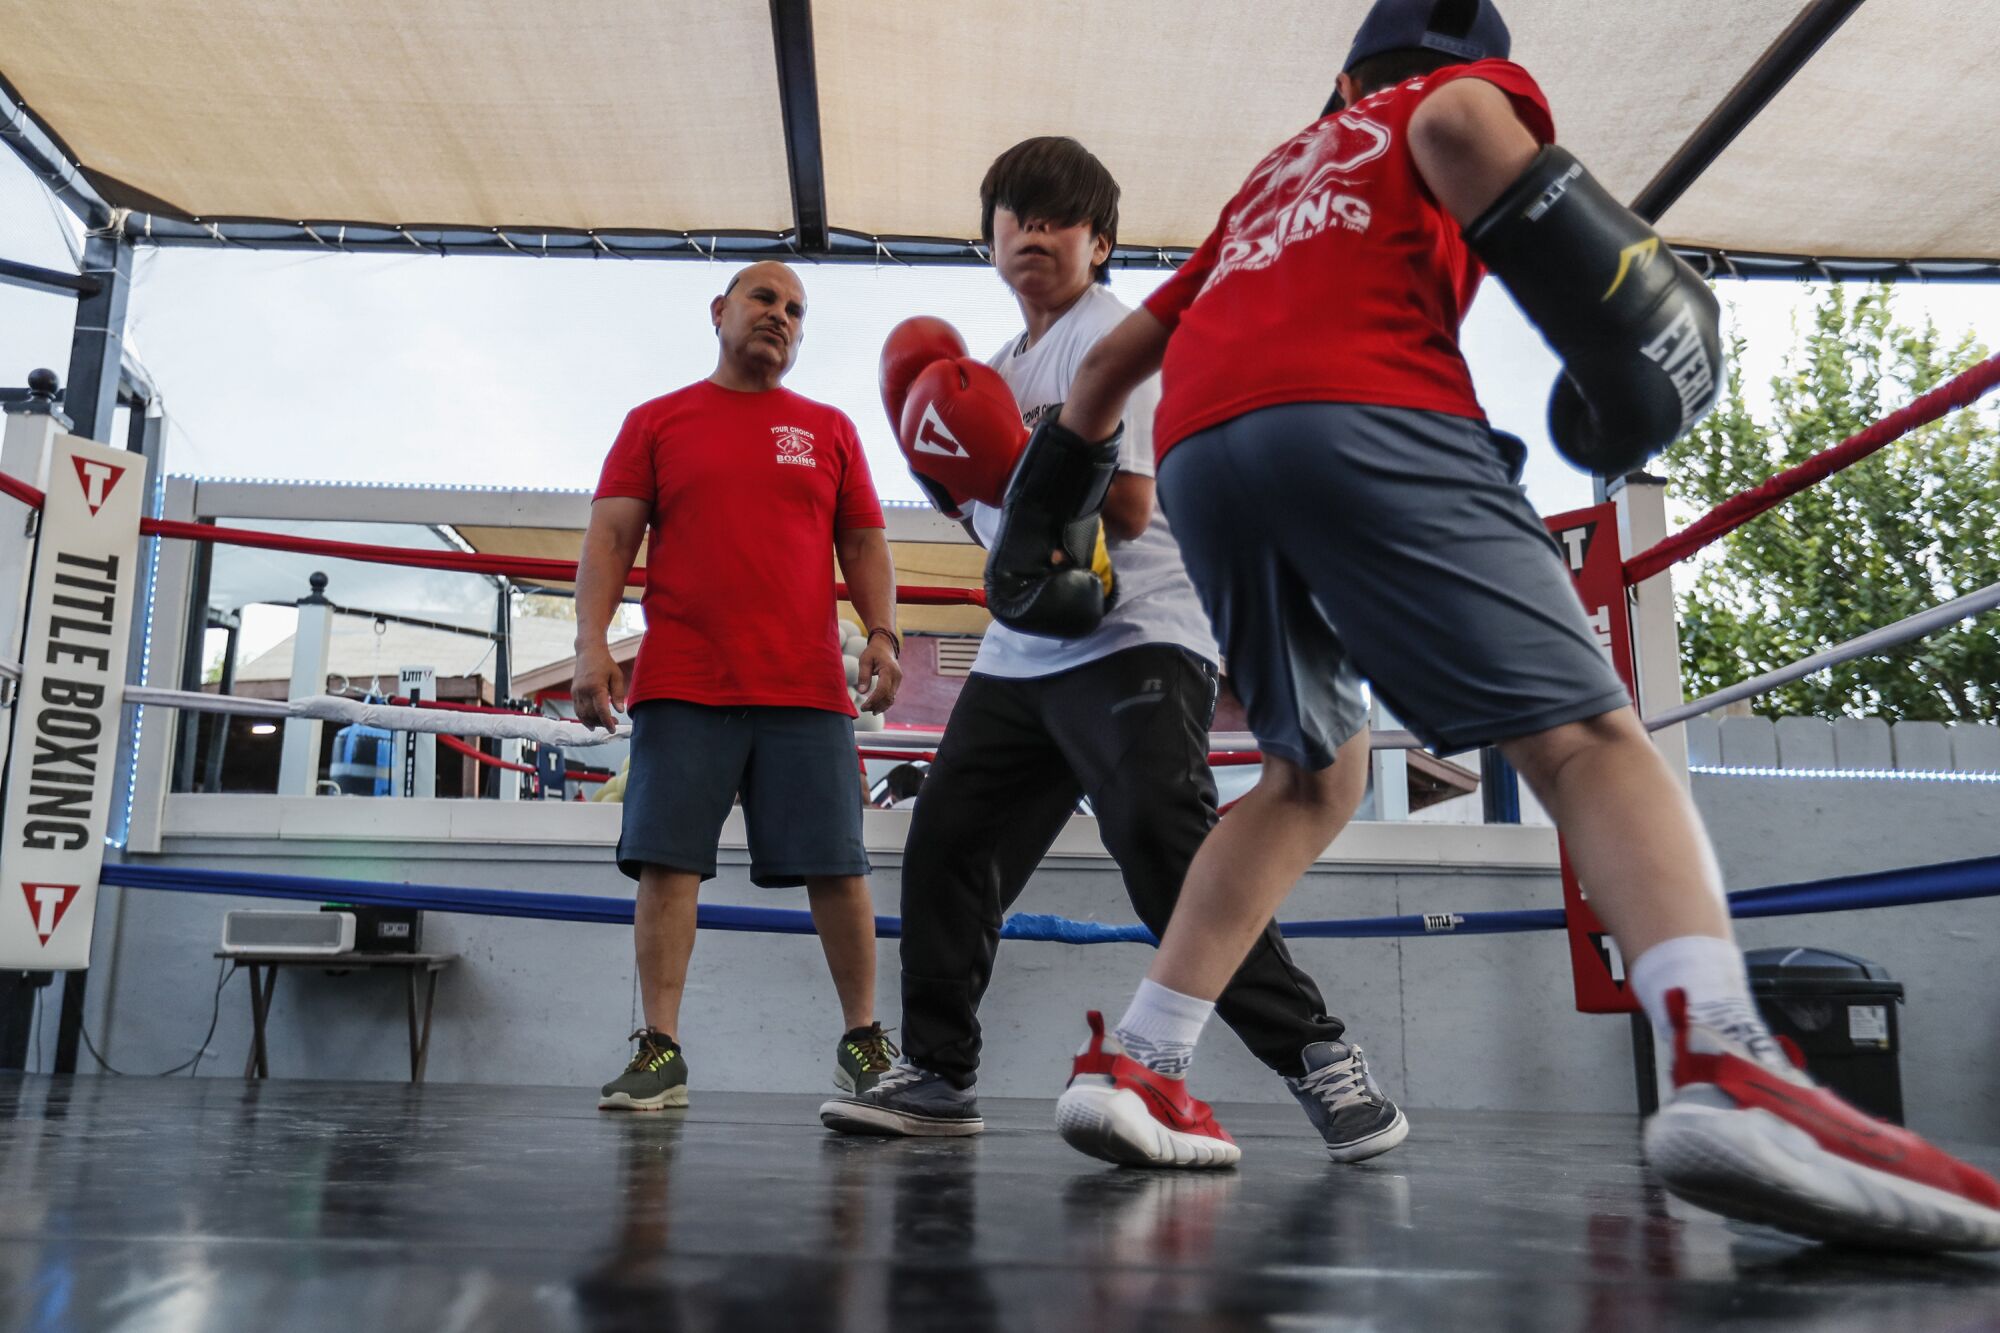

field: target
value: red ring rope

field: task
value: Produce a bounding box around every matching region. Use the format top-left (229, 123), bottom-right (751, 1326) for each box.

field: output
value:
top-left (436, 732), bottom-right (607, 784)
top-left (0, 470), bottom-right (44, 509)
top-left (0, 483), bottom-right (983, 605)
top-left (1623, 352), bottom-right (2000, 586)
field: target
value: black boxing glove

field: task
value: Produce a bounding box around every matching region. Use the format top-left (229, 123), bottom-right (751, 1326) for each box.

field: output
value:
top-left (984, 411), bottom-right (1120, 639)
top-left (1466, 145), bottom-right (1722, 478)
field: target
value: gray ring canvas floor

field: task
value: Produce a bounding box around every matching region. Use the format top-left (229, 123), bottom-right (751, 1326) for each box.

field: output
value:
top-left (1, 1077), bottom-right (1995, 1331)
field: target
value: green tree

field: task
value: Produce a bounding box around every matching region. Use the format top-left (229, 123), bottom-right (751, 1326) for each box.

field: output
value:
top-left (515, 592), bottom-right (578, 622)
top-left (1664, 284), bottom-right (1999, 722)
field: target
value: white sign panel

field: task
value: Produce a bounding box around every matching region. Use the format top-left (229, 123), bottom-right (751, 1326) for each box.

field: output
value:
top-left (0, 435), bottom-right (145, 969)
top-left (396, 665), bottom-right (437, 799)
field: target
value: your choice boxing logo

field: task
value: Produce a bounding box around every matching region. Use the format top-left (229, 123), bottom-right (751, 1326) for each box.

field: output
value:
top-left (1205, 113), bottom-right (1388, 291)
top-left (772, 424), bottom-right (818, 467)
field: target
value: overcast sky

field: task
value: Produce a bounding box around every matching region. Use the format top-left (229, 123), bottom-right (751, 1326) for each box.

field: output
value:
top-left (0, 143), bottom-right (1990, 594)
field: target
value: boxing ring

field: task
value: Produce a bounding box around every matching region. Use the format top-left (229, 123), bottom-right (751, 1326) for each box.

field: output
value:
top-left (2, 351), bottom-right (1998, 1332)
top-left (1, 344), bottom-right (1996, 1076)
top-left (5, 0), bottom-right (2000, 1322)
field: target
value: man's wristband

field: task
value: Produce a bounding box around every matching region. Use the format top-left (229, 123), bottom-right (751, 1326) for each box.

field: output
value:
top-left (867, 626), bottom-right (901, 657)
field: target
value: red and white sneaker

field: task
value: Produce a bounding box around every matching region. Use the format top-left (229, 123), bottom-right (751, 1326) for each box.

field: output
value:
top-left (1054, 1011), bottom-right (1240, 1169)
top-left (1644, 989), bottom-right (2000, 1250)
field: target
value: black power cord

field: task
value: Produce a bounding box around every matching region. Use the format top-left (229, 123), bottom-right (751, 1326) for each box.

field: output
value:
top-left (78, 960), bottom-right (237, 1077)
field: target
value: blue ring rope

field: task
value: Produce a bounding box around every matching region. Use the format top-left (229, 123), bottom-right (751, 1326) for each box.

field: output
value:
top-left (96, 851), bottom-right (2000, 942)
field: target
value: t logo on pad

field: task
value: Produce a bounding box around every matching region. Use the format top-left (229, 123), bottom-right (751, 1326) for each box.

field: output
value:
top-left (19, 883), bottom-right (81, 946)
top-left (70, 456), bottom-right (126, 517)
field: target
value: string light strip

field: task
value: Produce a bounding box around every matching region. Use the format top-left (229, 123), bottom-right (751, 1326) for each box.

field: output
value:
top-left (1689, 763), bottom-right (2000, 784)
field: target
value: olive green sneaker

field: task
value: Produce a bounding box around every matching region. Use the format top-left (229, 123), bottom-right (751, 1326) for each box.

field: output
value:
top-left (598, 1028), bottom-right (689, 1110)
top-left (835, 1023), bottom-right (899, 1096)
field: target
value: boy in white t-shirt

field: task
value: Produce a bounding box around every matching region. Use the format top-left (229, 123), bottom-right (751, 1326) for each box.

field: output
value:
top-left (820, 137), bottom-right (1406, 1163)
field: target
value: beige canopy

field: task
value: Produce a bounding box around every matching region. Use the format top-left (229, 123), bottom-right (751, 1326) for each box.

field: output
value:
top-left (3, 0), bottom-right (1989, 268)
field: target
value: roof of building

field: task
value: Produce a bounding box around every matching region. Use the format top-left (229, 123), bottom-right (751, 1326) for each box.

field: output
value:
top-left (235, 611), bottom-right (629, 686)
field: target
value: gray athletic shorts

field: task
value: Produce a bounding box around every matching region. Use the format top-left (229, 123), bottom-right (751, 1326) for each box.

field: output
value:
top-left (1158, 402), bottom-right (1631, 768)
top-left (617, 700), bottom-right (869, 887)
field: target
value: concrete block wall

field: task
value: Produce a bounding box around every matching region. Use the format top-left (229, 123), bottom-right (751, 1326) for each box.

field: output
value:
top-left (1684, 715), bottom-right (2000, 774)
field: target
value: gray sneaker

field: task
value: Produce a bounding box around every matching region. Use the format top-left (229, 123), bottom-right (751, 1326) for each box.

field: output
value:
top-left (820, 1060), bottom-right (984, 1136)
top-left (598, 1028), bottom-right (689, 1110)
top-left (1285, 1040), bottom-right (1408, 1163)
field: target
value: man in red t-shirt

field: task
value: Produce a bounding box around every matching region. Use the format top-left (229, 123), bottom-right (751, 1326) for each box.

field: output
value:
top-left (572, 260), bottom-right (906, 1113)
top-left (1038, 0), bottom-right (2000, 1252)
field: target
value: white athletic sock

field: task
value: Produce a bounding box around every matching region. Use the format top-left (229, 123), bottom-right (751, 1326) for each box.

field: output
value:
top-left (1629, 934), bottom-right (1781, 1064)
top-left (1112, 978), bottom-right (1216, 1078)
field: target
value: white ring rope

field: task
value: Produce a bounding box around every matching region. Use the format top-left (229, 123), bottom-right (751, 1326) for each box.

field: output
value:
top-left (7, 573), bottom-right (1993, 759)
top-left (0, 669), bottom-right (634, 748)
top-left (1644, 578), bottom-right (2000, 733)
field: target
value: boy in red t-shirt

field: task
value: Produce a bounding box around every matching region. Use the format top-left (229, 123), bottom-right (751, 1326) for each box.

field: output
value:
top-left (1038, 0), bottom-right (1999, 1251)
top-left (573, 260), bottom-right (907, 1113)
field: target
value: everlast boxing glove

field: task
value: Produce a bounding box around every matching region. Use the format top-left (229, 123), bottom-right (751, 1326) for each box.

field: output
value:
top-left (984, 411), bottom-right (1119, 639)
top-left (1466, 145), bottom-right (1722, 478)
top-left (896, 357), bottom-right (1030, 517)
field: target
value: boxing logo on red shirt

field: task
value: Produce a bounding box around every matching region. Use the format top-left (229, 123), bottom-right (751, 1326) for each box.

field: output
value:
top-left (1207, 114), bottom-right (1389, 291)
top-left (772, 425), bottom-right (818, 468)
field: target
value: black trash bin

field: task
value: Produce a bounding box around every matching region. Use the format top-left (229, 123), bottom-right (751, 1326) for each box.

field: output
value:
top-left (1746, 946), bottom-right (1904, 1124)
top-left (1633, 946), bottom-right (1905, 1123)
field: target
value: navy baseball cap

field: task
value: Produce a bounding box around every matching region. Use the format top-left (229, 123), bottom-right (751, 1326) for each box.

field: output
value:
top-left (1346, 0), bottom-right (1509, 69)
top-left (1324, 0), bottom-right (1510, 114)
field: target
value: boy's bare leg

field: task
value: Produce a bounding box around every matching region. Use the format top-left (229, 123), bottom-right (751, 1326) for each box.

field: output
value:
top-left (1146, 732), bottom-right (1371, 1001)
top-left (1498, 708), bottom-right (1731, 961)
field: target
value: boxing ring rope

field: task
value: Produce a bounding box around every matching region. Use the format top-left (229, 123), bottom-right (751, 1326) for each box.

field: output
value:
top-left (1622, 351), bottom-right (2000, 586)
top-left (1644, 577), bottom-right (2000, 733)
top-left (93, 851), bottom-right (2000, 944)
top-left (4, 350), bottom-right (1995, 796)
top-left (0, 469), bottom-right (989, 607)
top-left (435, 733), bottom-right (608, 786)
top-left (7, 368), bottom-right (1999, 961)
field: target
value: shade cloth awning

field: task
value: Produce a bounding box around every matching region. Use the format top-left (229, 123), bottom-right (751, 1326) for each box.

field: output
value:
top-left (3, 0), bottom-right (1989, 268)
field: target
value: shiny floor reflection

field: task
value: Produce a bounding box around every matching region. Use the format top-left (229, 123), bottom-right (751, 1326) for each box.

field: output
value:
top-left (0, 1077), bottom-right (1995, 1331)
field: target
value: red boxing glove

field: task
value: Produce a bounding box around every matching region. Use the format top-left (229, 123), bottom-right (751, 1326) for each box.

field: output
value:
top-left (898, 357), bottom-right (1030, 518)
top-left (880, 316), bottom-right (969, 437)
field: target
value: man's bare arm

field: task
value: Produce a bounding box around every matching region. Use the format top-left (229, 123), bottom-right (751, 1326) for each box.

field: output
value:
top-left (571, 497), bottom-right (648, 730)
top-left (835, 525), bottom-right (903, 713)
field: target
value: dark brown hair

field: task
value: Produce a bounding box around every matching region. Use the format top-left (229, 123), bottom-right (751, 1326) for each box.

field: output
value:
top-left (979, 137), bottom-right (1120, 284)
top-left (1346, 47), bottom-right (1467, 98)
top-left (1344, 0), bottom-right (1486, 98)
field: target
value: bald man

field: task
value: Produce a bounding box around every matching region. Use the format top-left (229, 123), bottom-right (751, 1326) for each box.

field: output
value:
top-left (574, 261), bottom-right (905, 1112)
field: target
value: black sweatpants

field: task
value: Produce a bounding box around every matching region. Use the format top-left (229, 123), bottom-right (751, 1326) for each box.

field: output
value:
top-left (899, 643), bottom-right (1346, 1087)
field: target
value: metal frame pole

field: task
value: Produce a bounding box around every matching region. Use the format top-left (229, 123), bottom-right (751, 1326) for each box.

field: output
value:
top-left (201, 613), bottom-right (241, 793)
top-left (768, 0), bottom-right (829, 254)
top-left (171, 533), bottom-right (216, 793)
top-left (63, 232), bottom-right (133, 444)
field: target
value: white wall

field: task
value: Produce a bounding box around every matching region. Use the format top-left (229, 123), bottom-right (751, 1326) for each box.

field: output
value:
top-left (73, 748), bottom-right (2000, 1146)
